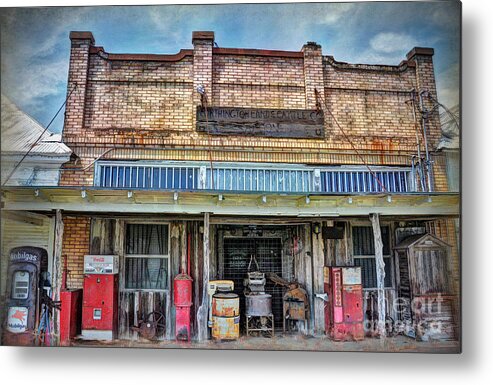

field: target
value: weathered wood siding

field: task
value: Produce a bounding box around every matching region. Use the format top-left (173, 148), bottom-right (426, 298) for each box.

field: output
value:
top-left (111, 219), bottom-right (204, 341)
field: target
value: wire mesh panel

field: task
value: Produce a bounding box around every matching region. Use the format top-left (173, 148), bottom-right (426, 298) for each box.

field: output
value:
top-left (222, 237), bottom-right (284, 329)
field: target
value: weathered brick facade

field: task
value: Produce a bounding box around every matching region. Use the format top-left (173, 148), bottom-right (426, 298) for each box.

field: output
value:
top-left (60, 31), bottom-right (445, 189)
top-left (61, 216), bottom-right (90, 289)
top-left (56, 32), bottom-right (457, 340)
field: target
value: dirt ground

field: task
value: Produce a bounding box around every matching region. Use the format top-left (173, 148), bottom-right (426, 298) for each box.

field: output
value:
top-left (71, 334), bottom-right (460, 353)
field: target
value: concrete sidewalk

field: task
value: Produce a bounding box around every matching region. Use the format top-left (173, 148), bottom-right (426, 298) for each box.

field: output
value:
top-left (71, 334), bottom-right (460, 353)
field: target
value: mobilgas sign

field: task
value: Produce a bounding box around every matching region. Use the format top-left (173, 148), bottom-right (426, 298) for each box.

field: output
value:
top-left (196, 106), bottom-right (324, 139)
top-left (10, 250), bottom-right (39, 263)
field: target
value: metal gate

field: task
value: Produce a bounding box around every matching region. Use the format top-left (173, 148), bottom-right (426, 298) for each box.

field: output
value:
top-left (222, 237), bottom-right (284, 329)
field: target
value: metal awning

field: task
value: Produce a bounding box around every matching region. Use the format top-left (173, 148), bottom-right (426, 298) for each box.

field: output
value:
top-left (0, 187), bottom-right (459, 217)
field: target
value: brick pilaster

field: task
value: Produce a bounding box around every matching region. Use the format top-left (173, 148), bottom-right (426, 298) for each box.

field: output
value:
top-left (62, 216), bottom-right (91, 289)
top-left (406, 47), bottom-right (441, 149)
top-left (192, 31), bottom-right (214, 126)
top-left (302, 42), bottom-right (324, 109)
top-left (62, 31), bottom-right (94, 143)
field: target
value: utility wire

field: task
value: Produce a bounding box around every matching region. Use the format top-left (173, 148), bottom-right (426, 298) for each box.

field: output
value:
top-left (425, 92), bottom-right (460, 132)
top-left (314, 89), bottom-right (387, 193)
top-left (2, 84), bottom-right (78, 187)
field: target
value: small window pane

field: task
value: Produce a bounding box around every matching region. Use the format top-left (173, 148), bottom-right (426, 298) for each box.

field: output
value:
top-left (126, 224), bottom-right (169, 255)
top-left (125, 257), bottom-right (168, 290)
top-left (12, 270), bottom-right (30, 299)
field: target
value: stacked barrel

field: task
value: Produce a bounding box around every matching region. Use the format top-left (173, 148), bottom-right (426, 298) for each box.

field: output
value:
top-left (211, 293), bottom-right (240, 340)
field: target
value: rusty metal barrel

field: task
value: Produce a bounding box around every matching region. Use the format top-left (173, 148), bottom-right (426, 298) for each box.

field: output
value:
top-left (245, 293), bottom-right (272, 316)
top-left (211, 293), bottom-right (240, 340)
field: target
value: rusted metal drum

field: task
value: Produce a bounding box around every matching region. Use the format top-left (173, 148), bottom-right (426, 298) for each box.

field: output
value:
top-left (212, 292), bottom-right (239, 317)
top-left (212, 314), bottom-right (240, 340)
top-left (245, 293), bottom-right (272, 316)
top-left (211, 293), bottom-right (240, 340)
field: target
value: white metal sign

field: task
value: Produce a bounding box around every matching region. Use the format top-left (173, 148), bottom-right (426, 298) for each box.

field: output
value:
top-left (84, 255), bottom-right (119, 274)
top-left (342, 267), bottom-right (362, 285)
top-left (7, 306), bottom-right (28, 333)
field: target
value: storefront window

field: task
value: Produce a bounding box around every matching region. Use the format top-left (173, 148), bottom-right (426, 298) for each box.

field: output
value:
top-left (124, 224), bottom-right (169, 290)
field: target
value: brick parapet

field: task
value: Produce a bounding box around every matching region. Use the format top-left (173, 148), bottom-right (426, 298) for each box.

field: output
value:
top-left (60, 31), bottom-right (447, 191)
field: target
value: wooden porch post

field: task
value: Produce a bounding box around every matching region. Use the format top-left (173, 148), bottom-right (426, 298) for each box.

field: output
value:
top-left (52, 209), bottom-right (64, 345)
top-left (197, 212), bottom-right (210, 341)
top-left (370, 213), bottom-right (386, 338)
top-left (312, 224), bottom-right (325, 335)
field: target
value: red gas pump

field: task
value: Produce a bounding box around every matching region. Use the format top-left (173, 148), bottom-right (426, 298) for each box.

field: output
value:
top-left (174, 273), bottom-right (193, 341)
top-left (3, 247), bottom-right (48, 346)
top-left (81, 255), bottom-right (119, 340)
top-left (324, 266), bottom-right (364, 341)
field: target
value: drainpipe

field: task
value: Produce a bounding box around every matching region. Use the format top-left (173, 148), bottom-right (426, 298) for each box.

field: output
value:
top-left (419, 90), bottom-right (434, 192)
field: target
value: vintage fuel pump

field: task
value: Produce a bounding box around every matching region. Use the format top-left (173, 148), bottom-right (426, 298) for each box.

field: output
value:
top-left (174, 272), bottom-right (193, 341)
top-left (324, 266), bottom-right (364, 341)
top-left (3, 246), bottom-right (48, 346)
top-left (81, 255), bottom-right (119, 340)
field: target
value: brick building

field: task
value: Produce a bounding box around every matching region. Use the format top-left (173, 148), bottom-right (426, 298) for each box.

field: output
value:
top-left (1, 31), bottom-right (460, 347)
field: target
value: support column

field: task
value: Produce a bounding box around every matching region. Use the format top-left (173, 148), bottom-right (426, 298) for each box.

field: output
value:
top-left (370, 213), bottom-right (386, 338)
top-left (52, 209), bottom-right (64, 345)
top-left (197, 212), bottom-right (210, 341)
top-left (312, 223), bottom-right (325, 335)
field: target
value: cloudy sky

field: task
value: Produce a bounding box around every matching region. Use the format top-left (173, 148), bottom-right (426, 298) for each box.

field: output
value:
top-left (0, 1), bottom-right (460, 133)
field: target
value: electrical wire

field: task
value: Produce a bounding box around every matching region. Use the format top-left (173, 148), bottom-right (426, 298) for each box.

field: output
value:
top-left (2, 84), bottom-right (78, 187)
top-left (314, 89), bottom-right (387, 193)
top-left (426, 92), bottom-right (460, 132)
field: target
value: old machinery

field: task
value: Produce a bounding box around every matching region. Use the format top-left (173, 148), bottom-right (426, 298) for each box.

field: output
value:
top-left (244, 255), bottom-right (274, 337)
top-left (174, 273), bottom-right (193, 341)
top-left (81, 255), bottom-right (119, 340)
top-left (324, 266), bottom-right (364, 341)
top-left (268, 272), bottom-right (309, 333)
top-left (4, 247), bottom-right (48, 346)
top-left (130, 311), bottom-right (166, 340)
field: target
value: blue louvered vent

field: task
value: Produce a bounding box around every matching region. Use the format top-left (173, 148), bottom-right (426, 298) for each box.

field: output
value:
top-left (95, 161), bottom-right (413, 193)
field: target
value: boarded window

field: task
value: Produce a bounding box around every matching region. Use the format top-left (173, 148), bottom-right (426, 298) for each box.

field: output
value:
top-left (353, 226), bottom-right (392, 289)
top-left (124, 224), bottom-right (169, 290)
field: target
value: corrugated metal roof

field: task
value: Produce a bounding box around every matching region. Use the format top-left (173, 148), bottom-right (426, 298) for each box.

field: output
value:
top-left (1, 95), bottom-right (72, 156)
top-left (394, 233), bottom-right (450, 249)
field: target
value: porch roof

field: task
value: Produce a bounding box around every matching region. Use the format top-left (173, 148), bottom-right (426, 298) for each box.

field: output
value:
top-left (0, 187), bottom-right (460, 217)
